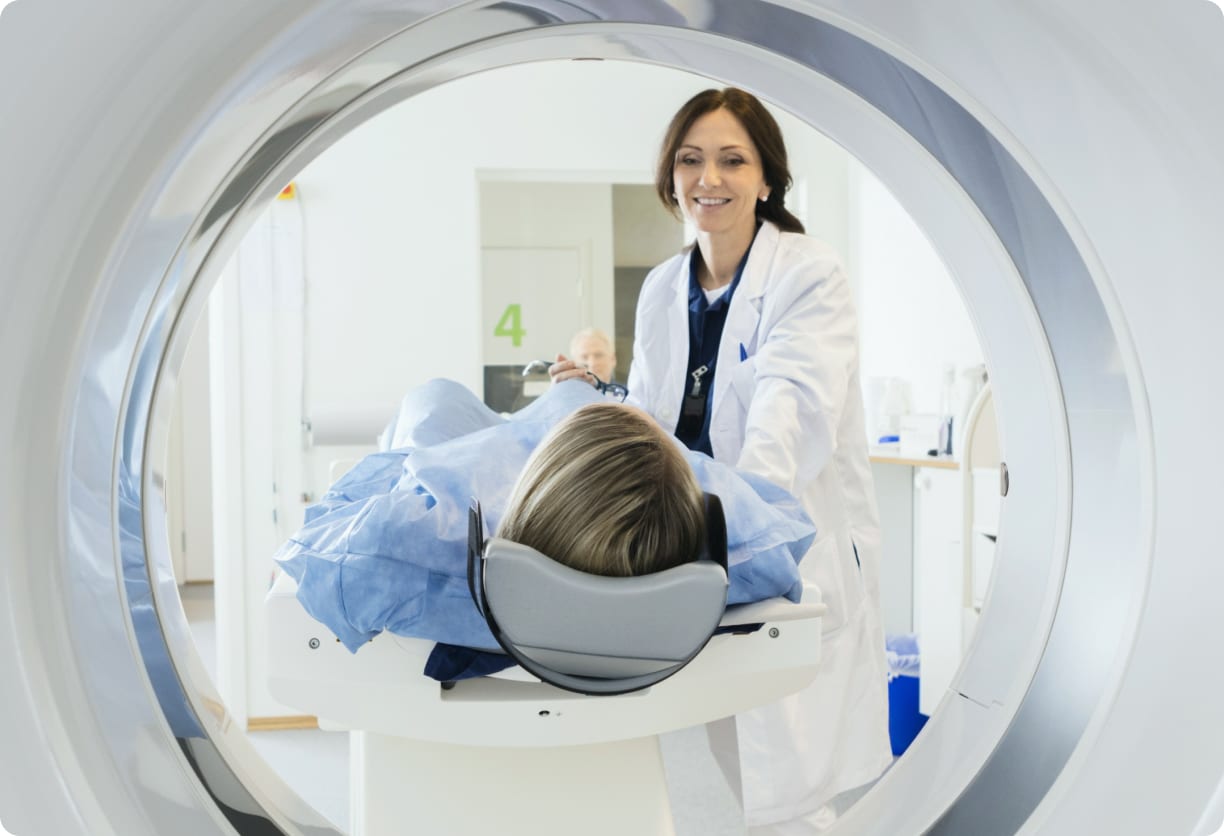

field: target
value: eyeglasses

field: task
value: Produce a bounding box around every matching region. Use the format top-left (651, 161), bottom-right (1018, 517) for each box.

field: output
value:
top-left (591, 375), bottom-right (629, 402)
top-left (522, 359), bottom-right (629, 403)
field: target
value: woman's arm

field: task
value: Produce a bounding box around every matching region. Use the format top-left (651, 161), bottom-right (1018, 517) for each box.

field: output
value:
top-left (737, 250), bottom-right (858, 497)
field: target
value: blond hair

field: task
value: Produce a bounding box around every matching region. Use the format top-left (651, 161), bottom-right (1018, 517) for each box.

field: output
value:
top-left (497, 403), bottom-right (705, 577)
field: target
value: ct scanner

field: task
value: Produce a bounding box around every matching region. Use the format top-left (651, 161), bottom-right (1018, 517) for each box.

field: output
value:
top-left (1, 1), bottom-right (1222, 834)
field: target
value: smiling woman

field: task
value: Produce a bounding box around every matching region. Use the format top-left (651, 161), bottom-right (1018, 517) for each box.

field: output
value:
top-left (620, 87), bottom-right (892, 831)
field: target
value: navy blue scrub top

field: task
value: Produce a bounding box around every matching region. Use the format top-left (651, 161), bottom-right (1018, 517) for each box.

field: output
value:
top-left (674, 242), bottom-right (754, 456)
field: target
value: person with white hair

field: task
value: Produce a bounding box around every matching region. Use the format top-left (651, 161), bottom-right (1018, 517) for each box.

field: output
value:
top-left (562, 326), bottom-right (618, 388)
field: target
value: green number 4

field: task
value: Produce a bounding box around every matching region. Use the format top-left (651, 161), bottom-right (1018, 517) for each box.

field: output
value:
top-left (494, 303), bottom-right (526, 347)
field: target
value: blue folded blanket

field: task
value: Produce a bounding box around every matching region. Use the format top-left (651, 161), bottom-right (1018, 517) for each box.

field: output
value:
top-left (275, 379), bottom-right (815, 655)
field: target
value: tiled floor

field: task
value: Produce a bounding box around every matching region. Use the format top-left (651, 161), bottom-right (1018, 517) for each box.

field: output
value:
top-left (181, 584), bottom-right (350, 828)
top-left (246, 727), bottom-right (350, 829)
top-left (180, 583), bottom-right (748, 834)
top-left (662, 726), bottom-right (750, 836)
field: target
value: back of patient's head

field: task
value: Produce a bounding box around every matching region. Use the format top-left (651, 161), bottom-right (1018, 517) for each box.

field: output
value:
top-left (497, 402), bottom-right (704, 577)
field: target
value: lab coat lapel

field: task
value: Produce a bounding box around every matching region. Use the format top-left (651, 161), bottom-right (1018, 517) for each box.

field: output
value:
top-left (712, 224), bottom-right (773, 423)
top-left (662, 251), bottom-right (692, 429)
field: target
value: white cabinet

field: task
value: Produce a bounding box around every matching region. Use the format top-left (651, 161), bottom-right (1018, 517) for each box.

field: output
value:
top-left (912, 466), bottom-right (964, 716)
top-left (909, 464), bottom-right (1000, 715)
top-left (871, 456), bottom-right (969, 715)
top-left (871, 460), bottom-right (916, 636)
top-left (873, 387), bottom-right (1003, 718)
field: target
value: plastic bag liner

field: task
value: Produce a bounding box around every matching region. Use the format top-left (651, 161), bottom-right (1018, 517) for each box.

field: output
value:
top-left (886, 632), bottom-right (921, 679)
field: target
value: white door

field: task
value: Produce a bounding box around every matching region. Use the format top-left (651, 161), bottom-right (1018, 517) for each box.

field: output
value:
top-left (166, 311), bottom-right (216, 583)
top-left (481, 246), bottom-right (585, 366)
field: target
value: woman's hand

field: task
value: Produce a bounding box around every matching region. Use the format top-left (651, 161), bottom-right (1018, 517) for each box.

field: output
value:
top-left (548, 353), bottom-right (597, 387)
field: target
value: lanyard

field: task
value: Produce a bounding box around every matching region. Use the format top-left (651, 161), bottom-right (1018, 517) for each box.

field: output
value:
top-left (678, 234), bottom-right (755, 449)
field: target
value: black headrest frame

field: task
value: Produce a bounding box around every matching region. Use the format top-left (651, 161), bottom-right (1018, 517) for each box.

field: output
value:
top-left (698, 492), bottom-right (729, 574)
top-left (466, 498), bottom-right (485, 615)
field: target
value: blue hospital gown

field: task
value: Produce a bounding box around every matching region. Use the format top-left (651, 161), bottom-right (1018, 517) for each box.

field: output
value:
top-left (275, 379), bottom-right (815, 653)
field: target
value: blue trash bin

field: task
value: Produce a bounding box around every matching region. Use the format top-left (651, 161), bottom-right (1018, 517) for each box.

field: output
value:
top-left (886, 633), bottom-right (928, 756)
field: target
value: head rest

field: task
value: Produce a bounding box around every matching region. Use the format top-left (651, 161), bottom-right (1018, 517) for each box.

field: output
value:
top-left (467, 495), bottom-right (729, 695)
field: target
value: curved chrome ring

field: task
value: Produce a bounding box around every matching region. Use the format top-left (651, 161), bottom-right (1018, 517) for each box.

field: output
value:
top-left (125, 8), bottom-right (1131, 833)
top-left (6, 1), bottom-right (1220, 834)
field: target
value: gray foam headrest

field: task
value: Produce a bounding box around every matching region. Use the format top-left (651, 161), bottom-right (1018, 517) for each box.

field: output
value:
top-left (467, 495), bottom-right (729, 695)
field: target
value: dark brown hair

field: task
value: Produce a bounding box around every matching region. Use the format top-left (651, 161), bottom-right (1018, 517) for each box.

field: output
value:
top-left (654, 87), bottom-right (805, 235)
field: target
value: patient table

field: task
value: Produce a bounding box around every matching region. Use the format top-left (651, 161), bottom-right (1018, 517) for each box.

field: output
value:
top-left (267, 573), bottom-right (826, 836)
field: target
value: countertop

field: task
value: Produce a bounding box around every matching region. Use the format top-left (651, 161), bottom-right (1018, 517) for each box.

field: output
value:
top-left (868, 447), bottom-right (960, 470)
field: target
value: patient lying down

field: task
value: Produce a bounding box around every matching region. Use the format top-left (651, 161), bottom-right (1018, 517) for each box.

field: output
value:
top-left (274, 379), bottom-right (814, 664)
top-left (498, 400), bottom-right (704, 578)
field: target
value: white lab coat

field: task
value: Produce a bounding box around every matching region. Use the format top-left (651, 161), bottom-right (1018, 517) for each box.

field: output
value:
top-left (628, 221), bottom-right (892, 824)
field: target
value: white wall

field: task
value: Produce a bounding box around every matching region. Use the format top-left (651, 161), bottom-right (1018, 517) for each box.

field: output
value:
top-left (292, 59), bottom-right (853, 438)
top-left (849, 160), bottom-right (985, 416)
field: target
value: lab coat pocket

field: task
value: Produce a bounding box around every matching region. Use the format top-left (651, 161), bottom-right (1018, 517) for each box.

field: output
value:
top-left (730, 356), bottom-right (757, 406)
top-left (799, 536), bottom-right (849, 636)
